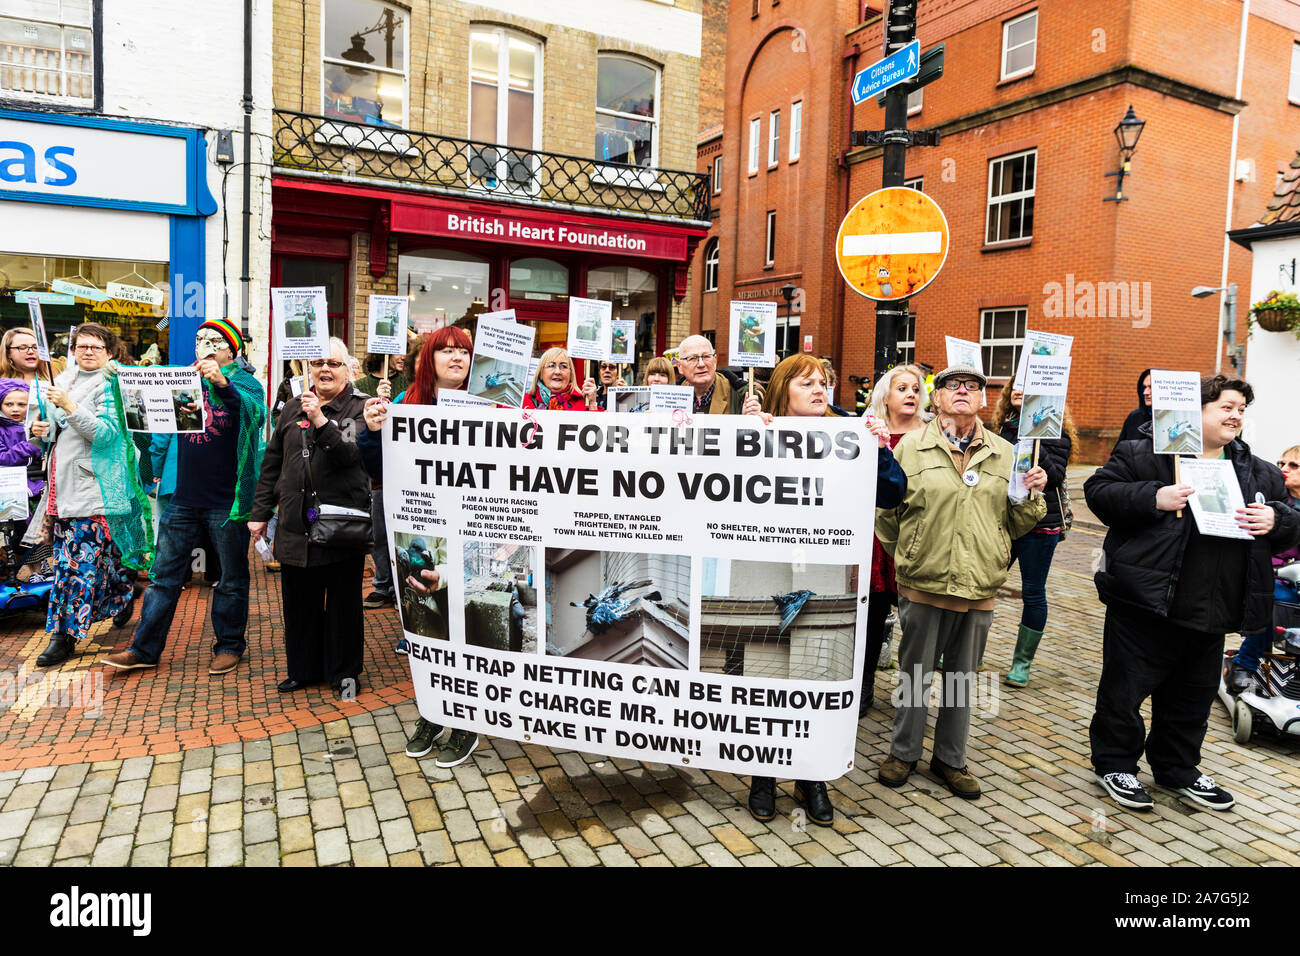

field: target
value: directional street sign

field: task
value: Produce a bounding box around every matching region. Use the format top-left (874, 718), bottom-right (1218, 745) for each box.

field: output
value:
top-left (873, 43), bottom-right (945, 107)
top-left (851, 39), bottom-right (919, 105)
top-left (835, 187), bottom-right (949, 302)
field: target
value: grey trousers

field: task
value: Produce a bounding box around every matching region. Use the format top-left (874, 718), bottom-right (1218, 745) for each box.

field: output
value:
top-left (889, 596), bottom-right (994, 767)
top-left (369, 487), bottom-right (393, 596)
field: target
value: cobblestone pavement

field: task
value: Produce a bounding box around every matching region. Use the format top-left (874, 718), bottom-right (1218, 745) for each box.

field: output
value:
top-left (2, 530), bottom-right (1298, 867)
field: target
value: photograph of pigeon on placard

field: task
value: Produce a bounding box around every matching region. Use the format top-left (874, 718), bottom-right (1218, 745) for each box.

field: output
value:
top-left (463, 540), bottom-right (537, 654)
top-left (393, 532), bottom-right (450, 641)
top-left (1017, 354), bottom-right (1070, 440)
top-left (467, 313), bottom-right (534, 407)
top-left (367, 294), bottom-right (409, 354)
top-left (271, 287), bottom-right (330, 360)
top-left (727, 301), bottom-right (777, 369)
top-left (698, 556), bottom-right (859, 682)
top-left (609, 319), bottom-right (635, 364)
top-left (566, 297), bottom-right (612, 361)
top-left (543, 548), bottom-right (691, 670)
top-left (1180, 458), bottom-right (1251, 540)
top-left (1150, 369), bottom-right (1203, 455)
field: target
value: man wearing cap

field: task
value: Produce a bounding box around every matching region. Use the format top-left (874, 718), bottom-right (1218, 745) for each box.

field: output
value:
top-left (105, 319), bottom-right (267, 677)
top-left (874, 364), bottom-right (1047, 799)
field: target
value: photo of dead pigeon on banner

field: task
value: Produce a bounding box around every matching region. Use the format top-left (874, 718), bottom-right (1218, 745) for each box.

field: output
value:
top-left (468, 312), bottom-right (534, 407)
top-left (118, 366), bottom-right (205, 434)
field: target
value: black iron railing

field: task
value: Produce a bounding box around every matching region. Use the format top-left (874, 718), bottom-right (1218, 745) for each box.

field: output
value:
top-left (272, 109), bottom-right (710, 223)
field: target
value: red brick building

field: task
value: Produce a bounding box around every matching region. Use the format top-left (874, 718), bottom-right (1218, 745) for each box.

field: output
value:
top-left (692, 0), bottom-right (1300, 458)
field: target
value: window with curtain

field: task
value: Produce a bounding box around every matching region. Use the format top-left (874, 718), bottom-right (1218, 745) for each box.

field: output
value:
top-left (469, 26), bottom-right (540, 148)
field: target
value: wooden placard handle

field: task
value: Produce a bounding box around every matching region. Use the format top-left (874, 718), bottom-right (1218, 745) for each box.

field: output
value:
top-left (1174, 455), bottom-right (1183, 519)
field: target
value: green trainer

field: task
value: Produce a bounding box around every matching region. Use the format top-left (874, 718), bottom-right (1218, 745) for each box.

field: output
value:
top-left (435, 729), bottom-right (480, 768)
top-left (404, 717), bottom-right (449, 758)
top-left (1004, 625), bottom-right (1044, 688)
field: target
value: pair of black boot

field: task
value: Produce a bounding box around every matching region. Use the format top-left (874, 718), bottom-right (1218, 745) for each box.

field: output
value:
top-left (748, 776), bottom-right (834, 826)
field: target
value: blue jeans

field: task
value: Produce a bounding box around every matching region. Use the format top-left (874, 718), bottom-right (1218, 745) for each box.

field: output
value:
top-left (1233, 631), bottom-right (1272, 672)
top-left (1010, 532), bottom-right (1059, 632)
top-left (129, 503), bottom-right (251, 664)
top-left (369, 487), bottom-right (392, 596)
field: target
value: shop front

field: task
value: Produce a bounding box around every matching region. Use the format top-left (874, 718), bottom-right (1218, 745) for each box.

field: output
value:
top-left (0, 109), bottom-right (216, 364)
top-left (271, 177), bottom-right (707, 383)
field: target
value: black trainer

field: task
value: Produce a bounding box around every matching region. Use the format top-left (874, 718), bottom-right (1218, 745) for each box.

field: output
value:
top-left (1169, 773), bottom-right (1235, 811)
top-left (404, 717), bottom-right (449, 758)
top-left (1095, 771), bottom-right (1154, 810)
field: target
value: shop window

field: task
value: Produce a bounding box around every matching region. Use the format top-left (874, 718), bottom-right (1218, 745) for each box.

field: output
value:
top-left (986, 149), bottom-right (1035, 245)
top-left (510, 257), bottom-right (568, 302)
top-left (0, 254), bottom-right (168, 362)
top-left (399, 249), bottom-right (490, 332)
top-left (596, 54), bottom-right (659, 168)
top-left (322, 0), bottom-right (407, 127)
top-left (587, 265), bottom-right (658, 366)
top-left (279, 257), bottom-right (349, 345)
top-left (980, 306), bottom-right (1027, 379)
top-left (0, 0), bottom-right (94, 106)
top-left (702, 238), bottom-right (718, 293)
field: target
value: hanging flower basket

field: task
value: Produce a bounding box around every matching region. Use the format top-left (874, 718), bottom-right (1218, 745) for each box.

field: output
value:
top-left (1250, 291), bottom-right (1300, 335)
top-left (1253, 308), bottom-right (1295, 332)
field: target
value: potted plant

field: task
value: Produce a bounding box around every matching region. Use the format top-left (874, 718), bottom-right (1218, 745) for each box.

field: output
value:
top-left (1250, 290), bottom-right (1300, 334)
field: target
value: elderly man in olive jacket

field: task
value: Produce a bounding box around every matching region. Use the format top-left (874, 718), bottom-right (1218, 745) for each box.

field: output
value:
top-left (875, 365), bottom-right (1047, 799)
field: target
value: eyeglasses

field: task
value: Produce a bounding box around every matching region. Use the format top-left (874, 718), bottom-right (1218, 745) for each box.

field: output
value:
top-left (600, 364), bottom-right (618, 370)
top-left (74, 344), bottom-right (106, 353)
top-left (940, 379), bottom-right (982, 392)
top-left (309, 359), bottom-right (345, 369)
top-left (1279, 460), bottom-right (1300, 470)
top-left (679, 353), bottom-right (715, 366)
top-left (7, 344), bottom-right (38, 353)
top-left (543, 362), bottom-right (569, 372)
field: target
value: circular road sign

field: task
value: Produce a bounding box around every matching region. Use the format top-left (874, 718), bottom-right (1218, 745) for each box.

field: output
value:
top-left (835, 186), bottom-right (949, 301)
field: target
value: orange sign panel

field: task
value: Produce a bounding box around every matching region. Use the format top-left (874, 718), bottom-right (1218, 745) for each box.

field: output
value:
top-left (835, 187), bottom-right (949, 301)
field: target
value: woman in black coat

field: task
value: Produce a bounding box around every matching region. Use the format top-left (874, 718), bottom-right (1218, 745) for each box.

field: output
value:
top-left (249, 339), bottom-right (373, 697)
top-left (990, 384), bottom-right (1075, 688)
top-left (1084, 375), bottom-right (1300, 813)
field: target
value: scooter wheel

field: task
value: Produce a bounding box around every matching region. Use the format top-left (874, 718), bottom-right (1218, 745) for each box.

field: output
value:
top-left (1232, 699), bottom-right (1253, 744)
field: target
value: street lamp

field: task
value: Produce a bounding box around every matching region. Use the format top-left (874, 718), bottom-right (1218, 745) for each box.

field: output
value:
top-left (1103, 105), bottom-right (1146, 202)
top-left (780, 282), bottom-right (797, 358)
top-left (1191, 283), bottom-right (1240, 375)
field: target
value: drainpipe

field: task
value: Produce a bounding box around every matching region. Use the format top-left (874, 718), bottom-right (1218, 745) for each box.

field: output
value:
top-left (834, 40), bottom-right (861, 384)
top-left (1215, 0), bottom-right (1249, 374)
top-left (239, 0), bottom-right (254, 342)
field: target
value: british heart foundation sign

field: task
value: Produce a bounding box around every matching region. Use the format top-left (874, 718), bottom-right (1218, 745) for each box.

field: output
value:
top-left (835, 187), bottom-right (949, 301)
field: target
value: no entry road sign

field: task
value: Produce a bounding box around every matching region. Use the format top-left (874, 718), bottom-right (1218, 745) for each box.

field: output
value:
top-left (835, 186), bottom-right (949, 301)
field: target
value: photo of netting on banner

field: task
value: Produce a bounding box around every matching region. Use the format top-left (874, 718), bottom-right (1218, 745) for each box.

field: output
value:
top-left (700, 557), bottom-right (859, 682)
top-left (463, 541), bottom-right (538, 654)
top-left (544, 548), bottom-right (691, 669)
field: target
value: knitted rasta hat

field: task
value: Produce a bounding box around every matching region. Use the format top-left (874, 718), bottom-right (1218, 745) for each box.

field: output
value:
top-left (198, 318), bottom-right (245, 355)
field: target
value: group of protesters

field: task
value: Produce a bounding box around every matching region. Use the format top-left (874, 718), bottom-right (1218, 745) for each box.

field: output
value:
top-left (7, 317), bottom-right (1299, 824)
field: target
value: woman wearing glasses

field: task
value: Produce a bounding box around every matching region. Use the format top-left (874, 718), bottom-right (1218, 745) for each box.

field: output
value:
top-left (740, 353), bottom-right (906, 826)
top-left (1226, 443), bottom-right (1300, 692)
top-left (249, 337), bottom-right (373, 698)
top-left (0, 327), bottom-right (64, 384)
top-left (593, 361), bottom-right (626, 410)
top-left (522, 348), bottom-right (600, 411)
top-left (35, 323), bottom-right (151, 667)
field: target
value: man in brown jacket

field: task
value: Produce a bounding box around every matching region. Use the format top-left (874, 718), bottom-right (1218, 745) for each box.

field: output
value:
top-left (676, 334), bottom-right (746, 415)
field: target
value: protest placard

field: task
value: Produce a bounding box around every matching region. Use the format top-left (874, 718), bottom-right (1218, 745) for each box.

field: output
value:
top-left (1013, 330), bottom-right (1073, 390)
top-left (367, 295), bottom-right (409, 355)
top-left (118, 366), bottom-right (205, 434)
top-left (0, 466), bottom-right (28, 521)
top-left (26, 299), bottom-right (50, 364)
top-left (566, 297), bottom-right (612, 361)
top-left (270, 287), bottom-right (330, 361)
top-left (1008, 439), bottom-right (1036, 502)
top-left (468, 314), bottom-right (534, 408)
top-left (437, 390), bottom-right (495, 410)
top-left (608, 386), bottom-right (693, 414)
top-left (1018, 355), bottom-right (1071, 440)
top-left (1150, 370), bottom-right (1203, 455)
top-left (728, 302), bottom-right (778, 370)
top-left (609, 320), bottom-right (635, 364)
top-left (1180, 458), bottom-right (1251, 540)
top-left (944, 336), bottom-right (983, 374)
top-left (382, 408), bottom-right (877, 779)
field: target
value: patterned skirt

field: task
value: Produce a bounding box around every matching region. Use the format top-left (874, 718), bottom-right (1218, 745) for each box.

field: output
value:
top-left (46, 517), bottom-right (134, 642)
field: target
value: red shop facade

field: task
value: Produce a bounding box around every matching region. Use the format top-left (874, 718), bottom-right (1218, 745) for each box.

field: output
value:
top-left (270, 177), bottom-right (709, 382)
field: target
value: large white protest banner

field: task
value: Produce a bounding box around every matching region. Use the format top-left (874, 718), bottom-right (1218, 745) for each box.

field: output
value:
top-left (383, 408), bottom-right (876, 779)
top-left (1150, 369), bottom-right (1202, 455)
top-left (118, 366), bottom-right (205, 434)
top-left (270, 287), bottom-right (330, 361)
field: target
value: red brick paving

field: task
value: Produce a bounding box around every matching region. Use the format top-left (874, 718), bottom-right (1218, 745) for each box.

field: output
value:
top-left (0, 558), bottom-right (412, 771)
